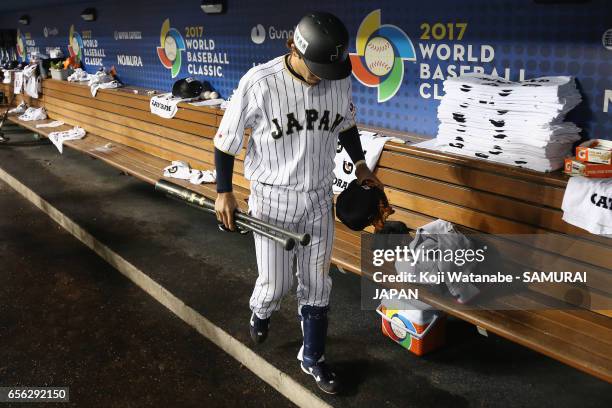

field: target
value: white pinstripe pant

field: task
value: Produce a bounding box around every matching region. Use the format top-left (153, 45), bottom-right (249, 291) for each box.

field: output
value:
top-left (248, 181), bottom-right (335, 320)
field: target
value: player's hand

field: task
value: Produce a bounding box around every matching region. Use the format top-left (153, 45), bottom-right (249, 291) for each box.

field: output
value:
top-left (355, 162), bottom-right (384, 190)
top-left (215, 192), bottom-right (238, 231)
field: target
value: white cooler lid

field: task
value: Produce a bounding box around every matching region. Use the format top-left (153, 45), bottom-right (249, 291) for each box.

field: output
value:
top-left (381, 298), bottom-right (441, 325)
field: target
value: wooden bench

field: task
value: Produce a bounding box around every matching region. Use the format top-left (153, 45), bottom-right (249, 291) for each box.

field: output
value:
top-left (6, 78), bottom-right (611, 383)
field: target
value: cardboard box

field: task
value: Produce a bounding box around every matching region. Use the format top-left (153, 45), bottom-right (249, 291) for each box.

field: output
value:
top-left (576, 139), bottom-right (612, 165)
top-left (377, 300), bottom-right (446, 356)
top-left (564, 157), bottom-right (612, 178)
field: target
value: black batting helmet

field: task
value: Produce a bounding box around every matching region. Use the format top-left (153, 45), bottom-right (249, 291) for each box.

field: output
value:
top-left (172, 77), bottom-right (204, 99)
top-left (293, 11), bottom-right (352, 80)
top-left (336, 180), bottom-right (387, 231)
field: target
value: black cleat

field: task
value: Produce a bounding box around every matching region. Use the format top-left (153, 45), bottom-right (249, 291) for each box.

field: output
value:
top-left (249, 313), bottom-right (270, 344)
top-left (301, 361), bottom-right (339, 395)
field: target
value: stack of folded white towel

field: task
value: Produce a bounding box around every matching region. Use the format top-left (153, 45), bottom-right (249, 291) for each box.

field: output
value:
top-left (435, 73), bottom-right (582, 172)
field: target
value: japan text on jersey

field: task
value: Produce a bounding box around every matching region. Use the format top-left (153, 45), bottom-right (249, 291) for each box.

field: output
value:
top-left (215, 56), bottom-right (356, 192)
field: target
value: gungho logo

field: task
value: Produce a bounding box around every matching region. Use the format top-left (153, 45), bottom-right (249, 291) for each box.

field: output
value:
top-left (350, 9), bottom-right (416, 103)
top-left (44, 26), bottom-right (58, 38)
top-left (157, 19), bottom-right (186, 78)
top-left (251, 24), bottom-right (266, 44)
top-left (68, 25), bottom-right (84, 63)
top-left (16, 29), bottom-right (26, 61)
top-left (251, 24), bottom-right (293, 45)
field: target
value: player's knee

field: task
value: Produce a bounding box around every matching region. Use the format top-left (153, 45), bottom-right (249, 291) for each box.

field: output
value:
top-left (261, 284), bottom-right (291, 305)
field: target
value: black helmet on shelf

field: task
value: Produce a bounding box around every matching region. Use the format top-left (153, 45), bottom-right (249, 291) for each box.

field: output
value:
top-left (172, 77), bottom-right (204, 99)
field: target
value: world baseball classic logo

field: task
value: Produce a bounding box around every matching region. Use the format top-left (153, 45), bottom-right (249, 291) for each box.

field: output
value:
top-left (157, 18), bottom-right (186, 78)
top-left (68, 25), bottom-right (84, 63)
top-left (16, 29), bottom-right (26, 62)
top-left (350, 9), bottom-right (416, 103)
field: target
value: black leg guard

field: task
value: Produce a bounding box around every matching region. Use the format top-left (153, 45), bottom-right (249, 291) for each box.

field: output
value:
top-left (300, 305), bottom-right (329, 368)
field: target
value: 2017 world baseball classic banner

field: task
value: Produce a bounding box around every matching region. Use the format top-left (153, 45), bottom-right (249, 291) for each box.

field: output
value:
top-left (1, 0), bottom-right (610, 140)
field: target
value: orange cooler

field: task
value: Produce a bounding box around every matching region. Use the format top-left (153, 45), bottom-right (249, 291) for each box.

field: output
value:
top-left (376, 300), bottom-right (446, 356)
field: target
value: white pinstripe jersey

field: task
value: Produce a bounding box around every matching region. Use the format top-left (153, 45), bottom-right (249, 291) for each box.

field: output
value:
top-left (214, 55), bottom-right (356, 192)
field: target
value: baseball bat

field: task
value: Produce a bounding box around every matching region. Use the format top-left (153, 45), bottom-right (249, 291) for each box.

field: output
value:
top-left (155, 180), bottom-right (307, 251)
top-left (234, 205), bottom-right (311, 246)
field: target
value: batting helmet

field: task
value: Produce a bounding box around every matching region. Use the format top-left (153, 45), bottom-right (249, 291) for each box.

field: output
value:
top-left (172, 77), bottom-right (204, 99)
top-left (336, 180), bottom-right (393, 231)
top-left (293, 11), bottom-right (352, 80)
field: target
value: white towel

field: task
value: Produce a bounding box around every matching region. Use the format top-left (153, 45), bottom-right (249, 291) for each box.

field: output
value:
top-left (91, 80), bottom-right (121, 97)
top-left (24, 75), bottom-right (41, 99)
top-left (562, 176), bottom-right (612, 235)
top-left (48, 126), bottom-right (87, 153)
top-left (189, 98), bottom-right (225, 107)
top-left (436, 142), bottom-right (564, 172)
top-left (436, 73), bottom-right (581, 173)
top-left (87, 70), bottom-right (113, 87)
top-left (13, 71), bottom-right (23, 94)
top-left (8, 102), bottom-right (28, 114)
top-left (67, 68), bottom-right (90, 82)
top-left (36, 120), bottom-right (65, 128)
top-left (394, 219), bottom-right (480, 304)
top-left (333, 131), bottom-right (391, 194)
top-left (2, 69), bottom-right (11, 84)
top-left (162, 160), bottom-right (216, 185)
top-left (22, 64), bottom-right (40, 99)
top-left (150, 93), bottom-right (195, 119)
top-left (18, 107), bottom-right (47, 121)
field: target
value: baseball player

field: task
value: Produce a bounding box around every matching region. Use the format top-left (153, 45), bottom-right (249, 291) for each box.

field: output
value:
top-left (214, 11), bottom-right (382, 394)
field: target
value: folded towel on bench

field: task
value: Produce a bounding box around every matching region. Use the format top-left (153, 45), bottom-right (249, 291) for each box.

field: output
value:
top-left (67, 68), bottom-right (91, 82)
top-left (36, 120), bottom-right (65, 128)
top-left (91, 80), bottom-right (122, 97)
top-left (150, 93), bottom-right (196, 119)
top-left (562, 176), bottom-right (612, 235)
top-left (394, 219), bottom-right (481, 304)
top-left (8, 102), bottom-right (28, 114)
top-left (162, 160), bottom-right (216, 185)
top-left (48, 126), bottom-right (86, 154)
top-left (18, 107), bottom-right (47, 122)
